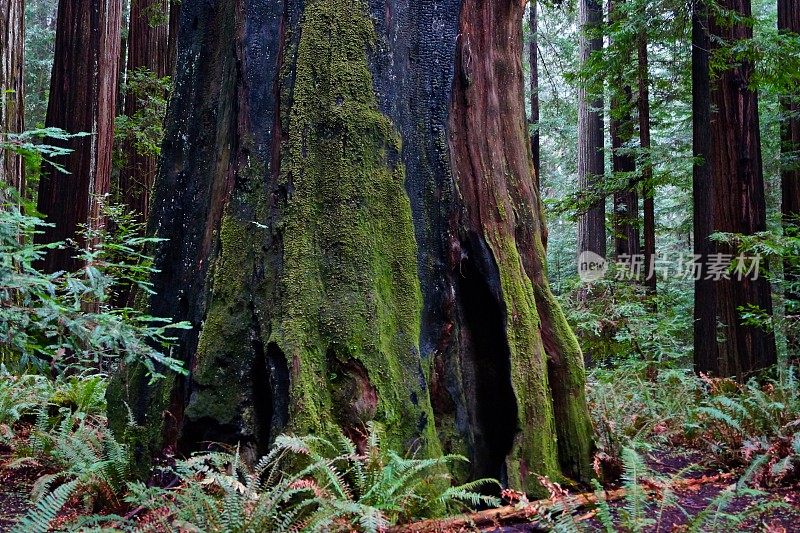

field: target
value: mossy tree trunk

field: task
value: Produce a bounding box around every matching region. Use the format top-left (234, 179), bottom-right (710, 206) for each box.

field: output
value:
top-left (109, 0), bottom-right (594, 495)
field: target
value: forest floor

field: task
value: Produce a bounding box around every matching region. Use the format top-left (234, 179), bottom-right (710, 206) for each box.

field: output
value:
top-left (2, 439), bottom-right (799, 531)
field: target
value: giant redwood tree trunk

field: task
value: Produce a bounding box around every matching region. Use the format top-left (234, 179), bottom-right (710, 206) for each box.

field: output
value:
top-left (693, 0), bottom-right (777, 377)
top-left (108, 0), bottom-right (593, 494)
top-left (577, 0), bottom-right (606, 260)
top-left (0, 0), bottom-right (25, 196)
top-left (119, 0), bottom-right (169, 222)
top-left (36, 0), bottom-right (123, 272)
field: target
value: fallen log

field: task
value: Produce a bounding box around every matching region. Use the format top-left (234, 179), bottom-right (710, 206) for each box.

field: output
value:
top-left (389, 472), bottom-right (735, 532)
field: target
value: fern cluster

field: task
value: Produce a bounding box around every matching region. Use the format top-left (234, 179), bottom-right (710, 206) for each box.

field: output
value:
top-left (687, 367), bottom-right (800, 485)
top-left (119, 424), bottom-right (498, 533)
top-left (11, 412), bottom-right (131, 533)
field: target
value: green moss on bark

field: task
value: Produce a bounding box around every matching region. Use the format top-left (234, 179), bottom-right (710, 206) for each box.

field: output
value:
top-left (269, 0), bottom-right (441, 456)
top-left (488, 231), bottom-right (561, 495)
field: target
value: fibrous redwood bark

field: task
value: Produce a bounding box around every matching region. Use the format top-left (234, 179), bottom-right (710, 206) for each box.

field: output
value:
top-left (638, 30), bottom-right (656, 292)
top-left (609, 0), bottom-right (640, 260)
top-left (108, 0), bottom-right (593, 494)
top-left (119, 0), bottom-right (169, 222)
top-left (166, 0), bottom-right (180, 74)
top-left (693, 0), bottom-right (777, 377)
top-left (0, 0), bottom-right (25, 196)
top-left (36, 0), bottom-right (123, 272)
top-left (577, 0), bottom-right (606, 259)
top-left (779, 0), bottom-right (800, 352)
top-left (529, 1), bottom-right (540, 186)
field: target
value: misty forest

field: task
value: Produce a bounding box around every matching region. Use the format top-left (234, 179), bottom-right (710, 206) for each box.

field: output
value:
top-left (1, 0), bottom-right (800, 531)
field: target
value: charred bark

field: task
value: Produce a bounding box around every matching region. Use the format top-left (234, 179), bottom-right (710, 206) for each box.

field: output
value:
top-left (108, 0), bottom-right (593, 494)
top-left (119, 0), bottom-right (169, 222)
top-left (693, 0), bottom-right (777, 377)
top-left (36, 0), bottom-right (123, 272)
top-left (577, 0), bottom-right (606, 260)
top-left (0, 0), bottom-right (25, 196)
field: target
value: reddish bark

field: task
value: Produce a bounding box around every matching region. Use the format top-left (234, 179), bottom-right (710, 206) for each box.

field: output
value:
top-left (450, 0), bottom-right (592, 483)
top-left (529, 1), bottom-right (540, 187)
top-left (779, 0), bottom-right (800, 347)
top-left (109, 0), bottom-right (593, 492)
top-left (0, 0), bottom-right (25, 197)
top-left (693, 0), bottom-right (777, 377)
top-left (609, 0), bottom-right (640, 259)
top-left (638, 31), bottom-right (656, 292)
top-left (36, 0), bottom-right (123, 272)
top-left (577, 0), bottom-right (606, 259)
top-left (167, 1), bottom-right (180, 75)
top-left (119, 0), bottom-right (169, 222)
top-left (610, 89), bottom-right (640, 259)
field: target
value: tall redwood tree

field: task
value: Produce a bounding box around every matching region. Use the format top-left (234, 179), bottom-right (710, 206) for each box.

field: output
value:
top-left (119, 0), bottom-right (169, 222)
top-left (577, 0), bottom-right (606, 260)
top-left (693, 0), bottom-right (777, 377)
top-left (638, 26), bottom-right (656, 292)
top-left (779, 0), bottom-right (800, 351)
top-left (36, 0), bottom-right (123, 272)
top-left (109, 0), bottom-right (594, 494)
top-left (608, 0), bottom-right (640, 259)
top-left (0, 0), bottom-right (25, 196)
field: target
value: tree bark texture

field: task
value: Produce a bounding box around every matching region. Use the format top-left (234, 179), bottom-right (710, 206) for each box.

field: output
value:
top-left (166, 0), bottom-right (180, 74)
top-left (108, 0), bottom-right (593, 494)
top-left (608, 0), bottom-right (639, 260)
top-left (119, 0), bottom-right (169, 222)
top-left (779, 0), bottom-right (800, 346)
top-left (693, 0), bottom-right (777, 377)
top-left (0, 0), bottom-right (25, 196)
top-left (638, 30), bottom-right (656, 292)
top-left (529, 1), bottom-right (540, 188)
top-left (610, 93), bottom-right (640, 259)
top-left (577, 0), bottom-right (606, 260)
top-left (36, 0), bottom-right (123, 272)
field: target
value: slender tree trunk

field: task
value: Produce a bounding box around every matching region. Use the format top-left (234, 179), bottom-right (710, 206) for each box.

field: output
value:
top-left (529, 0), bottom-right (540, 188)
top-left (577, 0), bottom-right (606, 260)
top-left (608, 0), bottom-right (640, 260)
top-left (0, 0), bottom-right (25, 197)
top-left (779, 0), bottom-right (800, 355)
top-left (610, 95), bottom-right (640, 259)
top-left (36, 0), bottom-right (123, 272)
top-left (638, 30), bottom-right (656, 293)
top-left (108, 0), bottom-right (594, 494)
top-left (116, 0), bottom-right (129, 116)
top-left (693, 0), bottom-right (777, 377)
top-left (119, 0), bottom-right (169, 222)
top-left (166, 0), bottom-right (180, 74)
